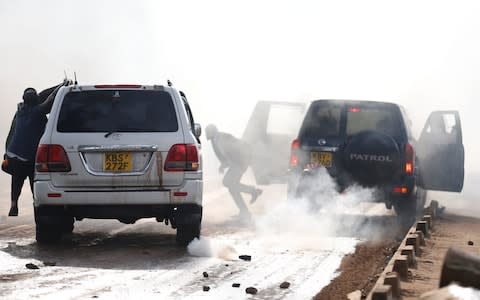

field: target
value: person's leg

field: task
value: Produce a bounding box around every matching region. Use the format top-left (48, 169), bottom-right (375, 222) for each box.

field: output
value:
top-left (230, 164), bottom-right (263, 204)
top-left (9, 160), bottom-right (30, 216)
top-left (28, 172), bottom-right (35, 196)
top-left (224, 164), bottom-right (263, 204)
top-left (223, 166), bottom-right (250, 217)
top-left (28, 166), bottom-right (34, 194)
top-left (10, 173), bottom-right (26, 217)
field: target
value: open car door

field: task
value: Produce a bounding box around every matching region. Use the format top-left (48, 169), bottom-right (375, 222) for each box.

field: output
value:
top-left (242, 101), bottom-right (306, 185)
top-left (417, 111), bottom-right (464, 192)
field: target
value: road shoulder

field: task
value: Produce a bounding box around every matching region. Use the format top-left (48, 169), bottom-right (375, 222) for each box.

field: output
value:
top-left (401, 214), bottom-right (480, 299)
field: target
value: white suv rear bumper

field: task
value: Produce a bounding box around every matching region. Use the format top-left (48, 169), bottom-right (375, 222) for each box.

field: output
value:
top-left (34, 180), bottom-right (203, 206)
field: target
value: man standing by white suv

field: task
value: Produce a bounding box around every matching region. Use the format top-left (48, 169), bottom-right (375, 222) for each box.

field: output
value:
top-left (4, 81), bottom-right (67, 216)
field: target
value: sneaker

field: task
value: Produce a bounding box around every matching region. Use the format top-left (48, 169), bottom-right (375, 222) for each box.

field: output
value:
top-left (250, 188), bottom-right (263, 204)
top-left (8, 206), bottom-right (18, 217)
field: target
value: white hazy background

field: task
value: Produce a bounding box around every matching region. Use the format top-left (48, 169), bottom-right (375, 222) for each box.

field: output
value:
top-left (0, 0), bottom-right (479, 209)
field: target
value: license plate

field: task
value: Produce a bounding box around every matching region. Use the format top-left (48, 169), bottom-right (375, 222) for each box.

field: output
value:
top-left (310, 152), bottom-right (333, 167)
top-left (103, 152), bottom-right (133, 172)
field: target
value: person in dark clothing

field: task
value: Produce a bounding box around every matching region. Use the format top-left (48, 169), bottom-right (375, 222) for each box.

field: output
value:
top-left (205, 124), bottom-right (262, 219)
top-left (5, 81), bottom-right (67, 216)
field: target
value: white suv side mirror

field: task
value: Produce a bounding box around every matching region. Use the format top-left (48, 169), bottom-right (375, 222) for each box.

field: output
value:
top-left (194, 123), bottom-right (202, 138)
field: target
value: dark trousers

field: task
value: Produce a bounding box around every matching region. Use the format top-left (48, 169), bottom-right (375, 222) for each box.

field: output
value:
top-left (10, 159), bottom-right (34, 206)
top-left (222, 164), bottom-right (255, 215)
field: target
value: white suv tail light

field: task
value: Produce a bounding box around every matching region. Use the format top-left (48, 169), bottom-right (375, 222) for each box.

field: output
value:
top-left (36, 144), bottom-right (71, 172)
top-left (164, 144), bottom-right (199, 172)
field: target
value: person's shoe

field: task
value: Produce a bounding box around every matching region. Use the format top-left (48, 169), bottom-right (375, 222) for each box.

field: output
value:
top-left (250, 188), bottom-right (263, 204)
top-left (8, 206), bottom-right (18, 217)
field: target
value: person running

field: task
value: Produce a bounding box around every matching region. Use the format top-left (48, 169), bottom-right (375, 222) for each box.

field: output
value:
top-left (205, 124), bottom-right (262, 220)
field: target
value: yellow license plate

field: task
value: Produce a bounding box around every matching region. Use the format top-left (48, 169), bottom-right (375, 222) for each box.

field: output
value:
top-left (311, 152), bottom-right (333, 167)
top-left (103, 152), bottom-right (133, 172)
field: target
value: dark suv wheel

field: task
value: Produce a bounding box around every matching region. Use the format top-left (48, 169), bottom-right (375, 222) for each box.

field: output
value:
top-left (394, 196), bottom-right (416, 226)
top-left (393, 187), bottom-right (427, 226)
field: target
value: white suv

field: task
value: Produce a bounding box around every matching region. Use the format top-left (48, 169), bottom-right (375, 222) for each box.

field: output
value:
top-left (33, 83), bottom-right (203, 245)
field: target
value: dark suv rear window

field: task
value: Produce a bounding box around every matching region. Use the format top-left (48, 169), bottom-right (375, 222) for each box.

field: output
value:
top-left (300, 101), bottom-right (403, 140)
top-left (57, 90), bottom-right (178, 132)
top-left (300, 103), bottom-right (342, 138)
top-left (346, 106), bottom-right (401, 137)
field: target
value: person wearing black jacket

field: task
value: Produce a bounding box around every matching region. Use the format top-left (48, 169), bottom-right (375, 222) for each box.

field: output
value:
top-left (4, 80), bottom-right (68, 216)
top-left (205, 124), bottom-right (262, 220)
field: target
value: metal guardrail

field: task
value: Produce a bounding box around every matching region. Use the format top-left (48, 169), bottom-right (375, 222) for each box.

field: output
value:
top-left (362, 200), bottom-right (440, 300)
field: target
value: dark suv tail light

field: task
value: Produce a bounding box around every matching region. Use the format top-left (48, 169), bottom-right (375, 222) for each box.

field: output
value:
top-left (164, 144), bottom-right (199, 172)
top-left (405, 143), bottom-right (414, 175)
top-left (290, 139), bottom-right (300, 168)
top-left (36, 144), bottom-right (71, 172)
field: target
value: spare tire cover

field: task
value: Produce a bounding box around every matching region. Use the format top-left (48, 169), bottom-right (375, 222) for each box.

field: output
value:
top-left (343, 130), bottom-right (401, 186)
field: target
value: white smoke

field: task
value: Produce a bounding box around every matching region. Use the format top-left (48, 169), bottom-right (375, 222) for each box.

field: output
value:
top-left (192, 168), bottom-right (394, 257)
top-left (252, 168), bottom-right (388, 251)
top-left (187, 237), bottom-right (238, 260)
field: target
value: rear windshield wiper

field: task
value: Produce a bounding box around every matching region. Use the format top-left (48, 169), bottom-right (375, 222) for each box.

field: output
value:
top-left (105, 131), bottom-right (116, 138)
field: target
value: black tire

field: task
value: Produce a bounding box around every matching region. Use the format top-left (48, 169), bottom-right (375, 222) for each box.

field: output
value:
top-left (61, 217), bottom-right (75, 234)
top-left (394, 196), bottom-right (416, 227)
top-left (34, 206), bottom-right (67, 244)
top-left (176, 223), bottom-right (201, 246)
top-left (35, 223), bottom-right (63, 244)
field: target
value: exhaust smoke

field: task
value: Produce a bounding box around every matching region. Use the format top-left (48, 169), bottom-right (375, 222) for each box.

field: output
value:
top-left (193, 168), bottom-right (397, 257)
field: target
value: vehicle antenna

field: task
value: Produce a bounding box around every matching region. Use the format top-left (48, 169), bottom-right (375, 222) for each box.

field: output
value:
top-left (74, 72), bottom-right (78, 85)
top-left (167, 79), bottom-right (172, 87)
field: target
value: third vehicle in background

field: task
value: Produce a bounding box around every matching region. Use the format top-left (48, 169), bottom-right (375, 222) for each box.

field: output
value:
top-left (287, 100), bottom-right (464, 223)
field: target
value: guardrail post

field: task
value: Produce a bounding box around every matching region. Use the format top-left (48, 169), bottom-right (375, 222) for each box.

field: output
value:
top-left (400, 245), bottom-right (416, 268)
top-left (406, 234), bottom-right (421, 255)
top-left (371, 285), bottom-right (393, 300)
top-left (383, 272), bottom-right (401, 298)
top-left (416, 221), bottom-right (429, 237)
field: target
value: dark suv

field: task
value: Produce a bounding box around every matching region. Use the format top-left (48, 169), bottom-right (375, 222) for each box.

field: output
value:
top-left (287, 100), bottom-right (464, 223)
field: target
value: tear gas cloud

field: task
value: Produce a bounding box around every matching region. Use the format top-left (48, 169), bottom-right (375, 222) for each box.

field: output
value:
top-left (252, 169), bottom-right (394, 251)
top-left (0, 1), bottom-right (479, 213)
top-left (192, 169), bottom-right (396, 258)
top-left (187, 236), bottom-right (238, 260)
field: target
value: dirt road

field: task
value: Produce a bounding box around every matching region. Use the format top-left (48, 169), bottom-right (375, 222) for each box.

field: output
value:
top-left (401, 212), bottom-right (480, 299)
top-left (0, 182), bottom-right (403, 300)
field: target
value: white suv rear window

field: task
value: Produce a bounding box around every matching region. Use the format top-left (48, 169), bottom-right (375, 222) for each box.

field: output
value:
top-left (57, 90), bottom-right (178, 132)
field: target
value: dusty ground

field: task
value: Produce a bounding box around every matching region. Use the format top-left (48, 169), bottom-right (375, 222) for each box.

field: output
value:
top-left (314, 240), bottom-right (399, 300)
top-left (314, 209), bottom-right (480, 300)
top-left (0, 182), bottom-right (408, 300)
top-left (401, 213), bottom-right (480, 299)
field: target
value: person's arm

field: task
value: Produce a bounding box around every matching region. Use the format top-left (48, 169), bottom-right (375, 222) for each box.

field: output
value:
top-left (211, 136), bottom-right (230, 172)
top-left (38, 85), bottom-right (61, 104)
top-left (5, 112), bottom-right (16, 155)
top-left (38, 80), bottom-right (69, 114)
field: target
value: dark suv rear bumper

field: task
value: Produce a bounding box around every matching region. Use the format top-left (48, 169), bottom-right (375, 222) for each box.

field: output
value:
top-left (287, 168), bottom-right (417, 202)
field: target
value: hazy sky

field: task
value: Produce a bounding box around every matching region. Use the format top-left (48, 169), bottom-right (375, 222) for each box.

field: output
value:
top-left (0, 0), bottom-right (479, 188)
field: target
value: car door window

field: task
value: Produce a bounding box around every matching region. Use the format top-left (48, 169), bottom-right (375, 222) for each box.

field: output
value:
top-left (266, 104), bottom-right (304, 136)
top-left (418, 111), bottom-right (464, 192)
